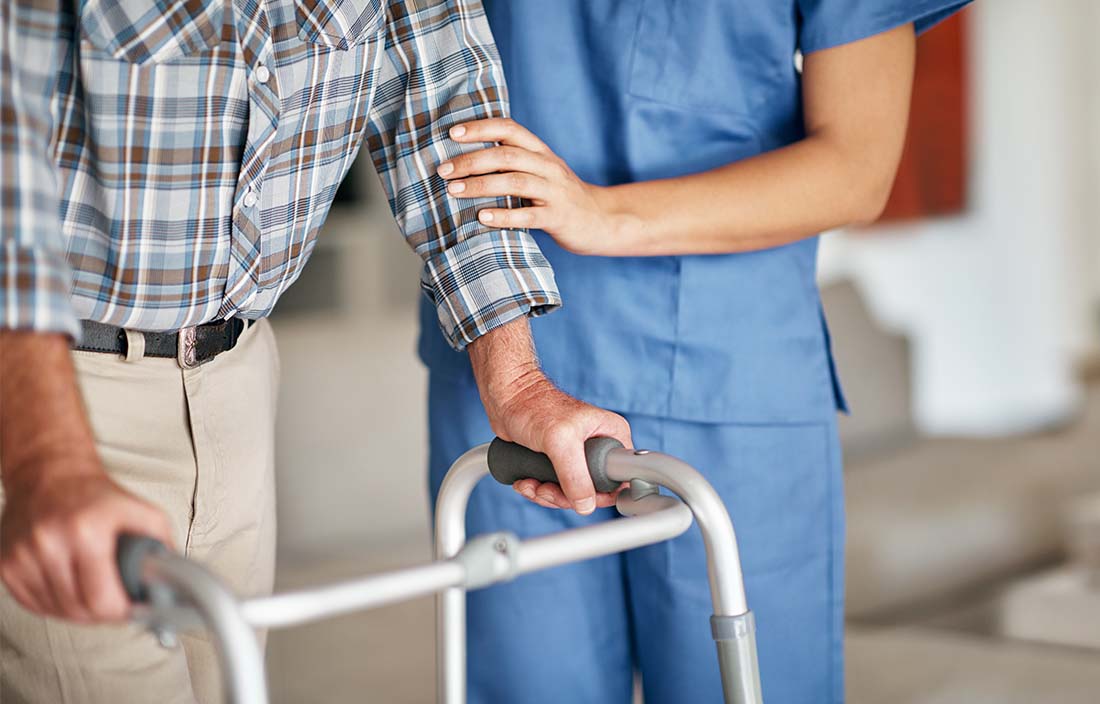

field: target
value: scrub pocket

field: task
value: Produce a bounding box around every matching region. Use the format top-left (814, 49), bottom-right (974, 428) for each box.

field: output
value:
top-left (629, 0), bottom-right (788, 114)
top-left (664, 420), bottom-right (836, 577)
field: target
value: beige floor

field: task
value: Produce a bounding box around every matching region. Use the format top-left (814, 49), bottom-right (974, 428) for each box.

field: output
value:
top-left (847, 626), bottom-right (1100, 704)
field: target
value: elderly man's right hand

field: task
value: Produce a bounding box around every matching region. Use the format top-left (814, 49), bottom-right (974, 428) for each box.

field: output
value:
top-left (0, 332), bottom-right (173, 624)
top-left (0, 462), bottom-right (172, 623)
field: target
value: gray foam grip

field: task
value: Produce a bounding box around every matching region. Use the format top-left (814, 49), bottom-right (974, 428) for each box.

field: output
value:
top-left (487, 437), bottom-right (624, 493)
top-left (116, 534), bottom-right (167, 603)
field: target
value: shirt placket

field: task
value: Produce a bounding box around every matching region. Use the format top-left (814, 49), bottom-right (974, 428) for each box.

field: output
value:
top-left (220, 1), bottom-right (282, 319)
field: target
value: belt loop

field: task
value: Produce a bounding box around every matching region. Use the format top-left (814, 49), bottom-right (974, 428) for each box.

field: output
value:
top-left (123, 330), bottom-right (146, 362)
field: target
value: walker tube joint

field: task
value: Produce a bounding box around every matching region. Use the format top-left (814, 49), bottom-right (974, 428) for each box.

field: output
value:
top-left (455, 532), bottom-right (521, 589)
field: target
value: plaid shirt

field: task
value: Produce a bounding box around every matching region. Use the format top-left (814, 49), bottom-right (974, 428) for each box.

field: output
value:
top-left (0, 0), bottom-right (559, 349)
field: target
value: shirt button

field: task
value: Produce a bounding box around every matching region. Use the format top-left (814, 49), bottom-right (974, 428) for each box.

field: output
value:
top-left (242, 189), bottom-right (258, 208)
top-left (255, 64), bottom-right (271, 85)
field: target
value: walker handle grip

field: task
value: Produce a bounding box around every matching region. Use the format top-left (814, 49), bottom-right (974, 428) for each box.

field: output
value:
top-left (487, 437), bottom-right (624, 493)
top-left (116, 534), bottom-right (168, 603)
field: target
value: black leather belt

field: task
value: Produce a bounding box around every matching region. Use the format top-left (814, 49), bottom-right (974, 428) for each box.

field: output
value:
top-left (75, 318), bottom-right (251, 369)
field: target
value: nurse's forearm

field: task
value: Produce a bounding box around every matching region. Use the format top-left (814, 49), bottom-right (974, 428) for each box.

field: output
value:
top-left (595, 135), bottom-right (893, 256)
top-left (596, 24), bottom-right (916, 256)
top-left (439, 24), bottom-right (915, 259)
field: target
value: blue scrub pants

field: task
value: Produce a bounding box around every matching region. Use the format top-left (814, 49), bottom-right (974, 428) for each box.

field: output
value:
top-left (428, 375), bottom-right (845, 704)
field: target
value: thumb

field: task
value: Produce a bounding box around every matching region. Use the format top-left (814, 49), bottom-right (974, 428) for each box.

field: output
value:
top-left (114, 497), bottom-right (175, 550)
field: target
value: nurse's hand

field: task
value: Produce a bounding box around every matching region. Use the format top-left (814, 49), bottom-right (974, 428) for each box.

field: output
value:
top-left (439, 119), bottom-right (621, 256)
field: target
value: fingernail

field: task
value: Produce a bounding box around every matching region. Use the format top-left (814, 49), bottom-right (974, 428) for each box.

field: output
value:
top-left (437, 162), bottom-right (454, 176)
top-left (479, 210), bottom-right (494, 222)
top-left (520, 487), bottom-right (535, 499)
top-left (575, 498), bottom-right (596, 515)
top-left (450, 125), bottom-right (467, 138)
top-left (448, 181), bottom-right (466, 194)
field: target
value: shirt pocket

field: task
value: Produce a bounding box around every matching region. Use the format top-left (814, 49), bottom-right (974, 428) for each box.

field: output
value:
top-left (79, 0), bottom-right (228, 65)
top-left (294, 0), bottom-right (385, 50)
top-left (628, 0), bottom-right (790, 115)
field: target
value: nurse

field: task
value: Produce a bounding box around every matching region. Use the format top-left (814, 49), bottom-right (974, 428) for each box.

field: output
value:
top-left (423, 1), bottom-right (970, 702)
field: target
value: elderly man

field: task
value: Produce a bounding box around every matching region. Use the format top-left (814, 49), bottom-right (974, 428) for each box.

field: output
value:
top-left (0, 1), bottom-right (629, 702)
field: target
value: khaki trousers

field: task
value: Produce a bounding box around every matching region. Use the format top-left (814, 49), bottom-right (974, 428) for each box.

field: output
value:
top-left (0, 319), bottom-right (280, 704)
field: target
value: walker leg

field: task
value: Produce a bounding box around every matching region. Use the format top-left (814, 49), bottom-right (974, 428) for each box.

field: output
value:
top-left (437, 586), bottom-right (466, 703)
top-left (712, 612), bottom-right (763, 704)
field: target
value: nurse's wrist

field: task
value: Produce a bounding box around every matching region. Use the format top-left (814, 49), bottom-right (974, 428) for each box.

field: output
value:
top-left (580, 184), bottom-right (633, 255)
top-left (590, 184), bottom-right (646, 256)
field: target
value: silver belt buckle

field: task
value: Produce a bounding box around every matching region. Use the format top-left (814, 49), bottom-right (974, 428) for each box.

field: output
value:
top-left (177, 327), bottom-right (199, 369)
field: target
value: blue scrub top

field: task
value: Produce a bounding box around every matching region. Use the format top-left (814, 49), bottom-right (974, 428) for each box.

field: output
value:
top-left (419, 0), bottom-right (970, 424)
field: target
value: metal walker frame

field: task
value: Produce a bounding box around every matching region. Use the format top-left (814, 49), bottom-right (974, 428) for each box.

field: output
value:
top-left (122, 443), bottom-right (764, 703)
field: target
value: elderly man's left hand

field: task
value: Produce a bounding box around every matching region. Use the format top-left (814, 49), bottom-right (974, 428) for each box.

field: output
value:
top-left (467, 317), bottom-right (631, 514)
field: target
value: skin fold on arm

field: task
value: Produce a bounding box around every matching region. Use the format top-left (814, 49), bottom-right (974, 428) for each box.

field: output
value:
top-left (435, 24), bottom-right (917, 257)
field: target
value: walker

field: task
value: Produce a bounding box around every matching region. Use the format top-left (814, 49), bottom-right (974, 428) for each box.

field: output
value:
top-left (119, 438), bottom-right (764, 703)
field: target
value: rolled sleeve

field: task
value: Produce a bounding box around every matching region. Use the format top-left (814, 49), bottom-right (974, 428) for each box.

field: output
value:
top-left (364, 0), bottom-right (559, 350)
top-left (421, 229), bottom-right (559, 349)
top-left (798, 0), bottom-right (972, 55)
top-left (0, 0), bottom-right (77, 338)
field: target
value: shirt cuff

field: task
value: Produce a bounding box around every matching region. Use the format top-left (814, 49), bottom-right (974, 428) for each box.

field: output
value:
top-left (0, 241), bottom-right (80, 340)
top-left (421, 229), bottom-right (561, 351)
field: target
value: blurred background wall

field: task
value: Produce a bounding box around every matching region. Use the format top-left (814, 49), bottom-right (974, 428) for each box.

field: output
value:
top-left (263, 2), bottom-right (1100, 702)
top-left (820, 0), bottom-right (1100, 436)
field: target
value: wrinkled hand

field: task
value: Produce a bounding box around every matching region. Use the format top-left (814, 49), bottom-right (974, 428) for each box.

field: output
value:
top-left (0, 462), bottom-right (173, 623)
top-left (482, 367), bottom-right (632, 514)
top-left (438, 118), bottom-right (618, 256)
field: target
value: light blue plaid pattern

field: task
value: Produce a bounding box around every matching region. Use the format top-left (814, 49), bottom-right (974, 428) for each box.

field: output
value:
top-left (0, 0), bottom-right (559, 349)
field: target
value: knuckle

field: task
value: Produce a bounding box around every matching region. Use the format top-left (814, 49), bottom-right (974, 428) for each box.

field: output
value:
top-left (67, 513), bottom-right (98, 544)
top-left (507, 173), bottom-right (526, 190)
top-left (474, 153), bottom-right (492, 171)
top-left (544, 423), bottom-right (576, 448)
top-left (29, 523), bottom-right (59, 552)
top-left (8, 542), bottom-right (34, 567)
